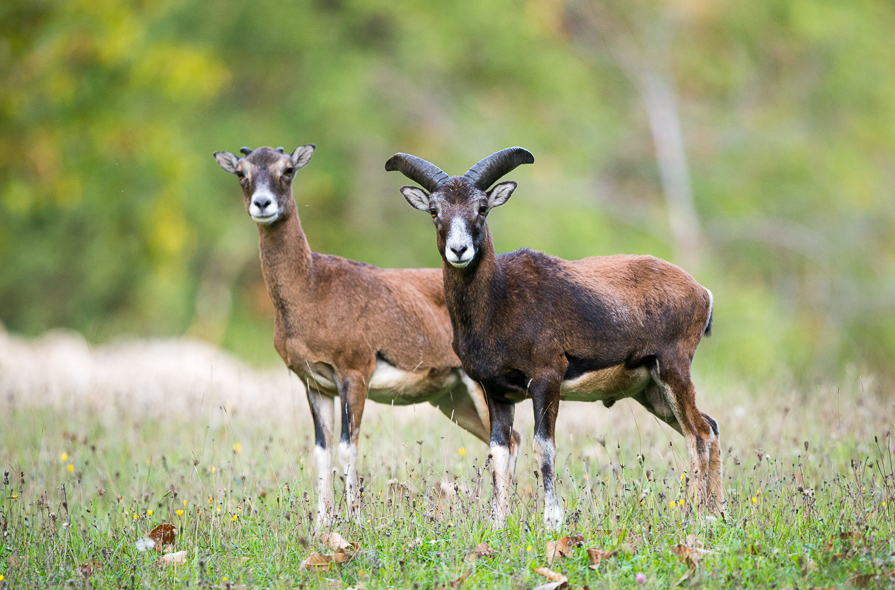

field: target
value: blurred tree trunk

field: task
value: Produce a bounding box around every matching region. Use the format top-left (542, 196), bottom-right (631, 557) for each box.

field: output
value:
top-left (565, 0), bottom-right (704, 271)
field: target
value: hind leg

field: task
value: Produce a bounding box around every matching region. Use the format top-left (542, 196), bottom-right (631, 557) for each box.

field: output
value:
top-left (702, 412), bottom-right (724, 510)
top-left (638, 362), bottom-right (721, 510)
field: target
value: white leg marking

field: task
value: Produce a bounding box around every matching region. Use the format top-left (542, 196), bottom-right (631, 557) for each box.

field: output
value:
top-left (489, 443), bottom-right (512, 530)
top-left (534, 435), bottom-right (563, 530)
top-left (338, 441), bottom-right (360, 518)
top-left (313, 445), bottom-right (334, 527)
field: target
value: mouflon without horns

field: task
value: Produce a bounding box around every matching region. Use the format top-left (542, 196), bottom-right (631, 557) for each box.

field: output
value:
top-left (214, 145), bottom-right (522, 527)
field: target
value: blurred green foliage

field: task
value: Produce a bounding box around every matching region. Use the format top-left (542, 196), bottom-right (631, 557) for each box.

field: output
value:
top-left (1, 0), bottom-right (894, 383)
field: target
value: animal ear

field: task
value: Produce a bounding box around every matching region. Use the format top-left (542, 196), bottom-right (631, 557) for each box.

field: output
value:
top-left (486, 181), bottom-right (517, 209)
top-left (290, 144), bottom-right (316, 170)
top-left (400, 186), bottom-right (431, 211)
top-left (213, 151), bottom-right (240, 174)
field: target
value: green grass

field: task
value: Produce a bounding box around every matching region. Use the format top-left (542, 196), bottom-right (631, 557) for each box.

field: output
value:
top-left (1, 377), bottom-right (893, 589)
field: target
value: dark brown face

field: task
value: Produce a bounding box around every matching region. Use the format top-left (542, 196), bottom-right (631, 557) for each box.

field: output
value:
top-left (213, 145), bottom-right (315, 225)
top-left (401, 177), bottom-right (517, 269)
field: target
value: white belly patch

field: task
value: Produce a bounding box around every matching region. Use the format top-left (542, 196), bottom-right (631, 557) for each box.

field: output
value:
top-left (367, 359), bottom-right (459, 404)
top-left (559, 364), bottom-right (651, 402)
top-left (367, 359), bottom-right (424, 390)
top-left (300, 359), bottom-right (460, 405)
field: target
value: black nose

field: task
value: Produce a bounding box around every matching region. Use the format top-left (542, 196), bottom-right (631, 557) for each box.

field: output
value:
top-left (451, 245), bottom-right (467, 257)
top-left (253, 197), bottom-right (272, 210)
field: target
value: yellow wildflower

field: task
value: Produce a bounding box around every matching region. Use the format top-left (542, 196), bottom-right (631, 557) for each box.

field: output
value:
top-left (233, 443), bottom-right (242, 454)
top-left (67, 464), bottom-right (74, 472)
top-left (459, 447), bottom-right (466, 456)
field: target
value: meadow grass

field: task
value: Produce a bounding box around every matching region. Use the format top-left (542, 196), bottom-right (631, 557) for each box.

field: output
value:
top-left (1, 374), bottom-right (893, 589)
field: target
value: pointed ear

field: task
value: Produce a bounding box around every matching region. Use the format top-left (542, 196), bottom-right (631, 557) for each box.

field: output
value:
top-left (400, 186), bottom-right (431, 211)
top-left (486, 181), bottom-right (517, 209)
top-left (213, 151), bottom-right (240, 174)
top-left (290, 144), bottom-right (316, 169)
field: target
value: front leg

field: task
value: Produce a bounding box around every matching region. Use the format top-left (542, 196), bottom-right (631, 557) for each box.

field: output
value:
top-left (337, 371), bottom-right (368, 521)
top-left (487, 396), bottom-right (515, 530)
top-left (531, 375), bottom-right (563, 530)
top-left (307, 386), bottom-right (335, 528)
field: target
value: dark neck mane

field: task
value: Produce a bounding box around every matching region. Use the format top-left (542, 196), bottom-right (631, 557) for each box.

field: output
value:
top-left (443, 225), bottom-right (504, 337)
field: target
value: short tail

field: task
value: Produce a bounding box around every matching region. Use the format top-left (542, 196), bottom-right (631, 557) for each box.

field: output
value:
top-left (703, 288), bottom-right (714, 337)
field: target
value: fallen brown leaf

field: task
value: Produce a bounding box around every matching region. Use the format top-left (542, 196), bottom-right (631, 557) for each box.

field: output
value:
top-left (534, 566), bottom-right (568, 584)
top-left (332, 550), bottom-right (355, 564)
top-left (148, 523), bottom-right (176, 552)
top-left (321, 531), bottom-right (359, 553)
top-left (158, 550), bottom-right (188, 567)
top-left (532, 582), bottom-right (569, 590)
top-left (466, 542), bottom-right (495, 564)
top-left (300, 553), bottom-right (333, 570)
top-left (546, 534), bottom-right (586, 564)
top-left (586, 548), bottom-right (618, 570)
top-left (671, 543), bottom-right (702, 569)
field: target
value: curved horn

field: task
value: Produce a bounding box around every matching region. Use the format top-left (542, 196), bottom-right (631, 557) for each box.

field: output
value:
top-left (385, 153), bottom-right (450, 193)
top-left (240, 147), bottom-right (253, 156)
top-left (464, 147), bottom-right (534, 189)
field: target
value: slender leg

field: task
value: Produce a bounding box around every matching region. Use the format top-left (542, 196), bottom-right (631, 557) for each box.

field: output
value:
top-left (647, 361), bottom-right (716, 508)
top-left (487, 397), bottom-right (515, 530)
top-left (337, 371), bottom-right (367, 520)
top-left (703, 412), bottom-right (724, 511)
top-left (531, 378), bottom-right (563, 530)
top-left (307, 386), bottom-right (335, 528)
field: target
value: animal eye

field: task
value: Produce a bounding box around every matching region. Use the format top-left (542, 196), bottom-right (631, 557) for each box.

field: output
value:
top-left (429, 209), bottom-right (437, 219)
top-left (478, 205), bottom-right (488, 215)
top-left (283, 167), bottom-right (294, 176)
top-left (236, 171), bottom-right (245, 179)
